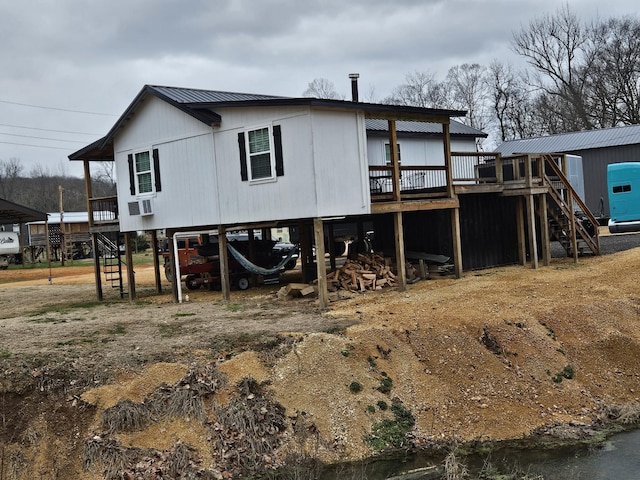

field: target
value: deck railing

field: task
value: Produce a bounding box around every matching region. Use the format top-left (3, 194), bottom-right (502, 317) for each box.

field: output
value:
top-left (89, 196), bottom-right (119, 226)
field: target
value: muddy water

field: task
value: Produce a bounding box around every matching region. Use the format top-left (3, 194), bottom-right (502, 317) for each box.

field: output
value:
top-left (322, 428), bottom-right (640, 479)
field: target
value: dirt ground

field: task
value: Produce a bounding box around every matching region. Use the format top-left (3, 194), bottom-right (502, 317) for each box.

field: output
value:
top-left (1, 234), bottom-right (640, 478)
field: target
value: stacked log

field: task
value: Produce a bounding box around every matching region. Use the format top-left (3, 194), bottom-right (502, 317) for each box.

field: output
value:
top-left (326, 253), bottom-right (397, 292)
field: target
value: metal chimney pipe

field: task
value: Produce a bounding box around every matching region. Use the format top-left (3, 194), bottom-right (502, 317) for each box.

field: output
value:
top-left (349, 73), bottom-right (360, 102)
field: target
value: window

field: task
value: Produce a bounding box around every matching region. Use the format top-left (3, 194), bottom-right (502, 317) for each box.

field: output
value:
top-left (135, 151), bottom-right (152, 193)
top-left (613, 184), bottom-right (631, 194)
top-left (248, 127), bottom-right (273, 180)
top-left (385, 143), bottom-right (401, 165)
top-left (128, 148), bottom-right (161, 196)
top-left (238, 125), bottom-right (284, 182)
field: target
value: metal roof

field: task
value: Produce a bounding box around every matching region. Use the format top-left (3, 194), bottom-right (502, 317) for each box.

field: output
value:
top-left (495, 124), bottom-right (640, 155)
top-left (150, 85), bottom-right (285, 103)
top-left (70, 84), bottom-right (469, 161)
top-left (0, 198), bottom-right (47, 224)
top-left (365, 118), bottom-right (487, 137)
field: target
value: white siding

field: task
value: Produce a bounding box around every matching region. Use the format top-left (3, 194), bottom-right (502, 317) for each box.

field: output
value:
top-left (366, 136), bottom-right (478, 166)
top-left (213, 106), bottom-right (369, 224)
top-left (114, 97), bottom-right (218, 232)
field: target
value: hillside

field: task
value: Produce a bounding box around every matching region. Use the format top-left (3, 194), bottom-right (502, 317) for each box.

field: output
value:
top-left (1, 244), bottom-right (639, 478)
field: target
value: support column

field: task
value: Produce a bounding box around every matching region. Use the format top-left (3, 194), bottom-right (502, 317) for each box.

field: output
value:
top-left (393, 211), bottom-right (407, 292)
top-left (218, 225), bottom-right (230, 301)
top-left (539, 195), bottom-right (551, 266)
top-left (167, 231), bottom-right (179, 302)
top-left (91, 232), bottom-right (103, 301)
top-left (124, 232), bottom-right (136, 300)
top-left (388, 120), bottom-right (401, 201)
top-left (516, 197), bottom-right (526, 265)
top-left (525, 195), bottom-right (539, 269)
top-left (450, 208), bottom-right (463, 278)
top-left (313, 218), bottom-right (328, 309)
top-left (151, 230), bottom-right (162, 293)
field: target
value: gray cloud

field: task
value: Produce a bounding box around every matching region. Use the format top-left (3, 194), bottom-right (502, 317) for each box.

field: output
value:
top-left (0, 0), bottom-right (637, 177)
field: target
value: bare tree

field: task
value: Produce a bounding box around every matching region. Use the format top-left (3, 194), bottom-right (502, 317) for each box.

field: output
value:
top-left (446, 63), bottom-right (491, 132)
top-left (588, 16), bottom-right (640, 126)
top-left (384, 71), bottom-right (448, 108)
top-left (0, 157), bottom-right (24, 200)
top-left (512, 4), bottom-right (595, 131)
top-left (302, 78), bottom-right (344, 99)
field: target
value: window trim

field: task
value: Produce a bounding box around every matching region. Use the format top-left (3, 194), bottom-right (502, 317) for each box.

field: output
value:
top-left (384, 142), bottom-right (401, 166)
top-left (128, 147), bottom-right (161, 197)
top-left (246, 125), bottom-right (276, 182)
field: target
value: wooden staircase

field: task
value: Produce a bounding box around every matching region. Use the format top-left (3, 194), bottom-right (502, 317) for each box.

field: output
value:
top-left (97, 232), bottom-right (126, 298)
top-left (542, 154), bottom-right (600, 257)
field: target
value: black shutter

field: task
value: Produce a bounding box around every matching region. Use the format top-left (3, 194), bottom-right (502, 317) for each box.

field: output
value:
top-left (128, 154), bottom-right (135, 195)
top-left (273, 125), bottom-right (284, 177)
top-left (153, 148), bottom-right (162, 192)
top-left (238, 132), bottom-right (248, 181)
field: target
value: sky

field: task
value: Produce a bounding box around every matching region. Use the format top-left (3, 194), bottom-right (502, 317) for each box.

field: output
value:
top-left (1, 0), bottom-right (638, 178)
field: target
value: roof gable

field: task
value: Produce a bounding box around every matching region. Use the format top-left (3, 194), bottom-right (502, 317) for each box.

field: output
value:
top-left (70, 84), bottom-right (469, 161)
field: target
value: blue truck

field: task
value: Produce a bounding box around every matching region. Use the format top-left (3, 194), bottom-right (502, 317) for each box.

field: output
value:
top-left (608, 162), bottom-right (640, 233)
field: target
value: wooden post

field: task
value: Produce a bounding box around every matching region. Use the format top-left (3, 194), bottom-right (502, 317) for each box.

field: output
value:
top-left (218, 225), bottom-right (230, 301)
top-left (451, 207), bottom-right (463, 278)
top-left (91, 232), bottom-right (103, 300)
top-left (444, 122), bottom-right (462, 278)
top-left (59, 185), bottom-right (65, 266)
top-left (516, 197), bottom-right (526, 265)
top-left (124, 232), bottom-right (136, 300)
top-left (313, 218), bottom-right (328, 309)
top-left (539, 194), bottom-right (551, 266)
top-left (151, 230), bottom-right (162, 293)
top-left (394, 211), bottom-right (407, 292)
top-left (167, 232), bottom-right (179, 302)
top-left (443, 122), bottom-right (454, 198)
top-left (525, 195), bottom-right (538, 269)
top-left (567, 188), bottom-right (578, 263)
top-left (495, 153), bottom-right (503, 185)
top-left (388, 120), bottom-right (401, 202)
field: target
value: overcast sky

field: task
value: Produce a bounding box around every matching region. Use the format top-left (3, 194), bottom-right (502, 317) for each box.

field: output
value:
top-left (1, 0), bottom-right (638, 178)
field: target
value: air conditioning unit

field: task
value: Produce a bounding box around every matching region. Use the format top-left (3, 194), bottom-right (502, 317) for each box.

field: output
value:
top-left (141, 199), bottom-right (154, 216)
top-left (127, 199), bottom-right (154, 216)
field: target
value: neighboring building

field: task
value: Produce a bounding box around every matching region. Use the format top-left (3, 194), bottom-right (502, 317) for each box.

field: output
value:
top-left (27, 212), bottom-right (92, 261)
top-left (70, 84), bottom-right (596, 304)
top-left (495, 125), bottom-right (640, 218)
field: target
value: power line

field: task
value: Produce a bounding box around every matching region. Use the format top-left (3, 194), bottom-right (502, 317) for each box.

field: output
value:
top-left (0, 140), bottom-right (74, 151)
top-left (0, 132), bottom-right (87, 143)
top-left (0, 99), bottom-right (117, 116)
top-left (0, 123), bottom-right (101, 136)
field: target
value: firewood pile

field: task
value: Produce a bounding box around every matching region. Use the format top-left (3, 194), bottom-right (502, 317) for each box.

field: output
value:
top-left (327, 253), bottom-right (397, 292)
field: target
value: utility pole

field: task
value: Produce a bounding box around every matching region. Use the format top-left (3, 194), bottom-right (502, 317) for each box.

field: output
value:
top-left (59, 185), bottom-right (64, 266)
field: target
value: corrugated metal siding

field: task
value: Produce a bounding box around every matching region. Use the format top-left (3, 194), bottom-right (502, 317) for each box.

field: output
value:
top-left (580, 144), bottom-right (640, 217)
top-left (496, 125), bottom-right (640, 155)
top-left (372, 194), bottom-right (520, 271)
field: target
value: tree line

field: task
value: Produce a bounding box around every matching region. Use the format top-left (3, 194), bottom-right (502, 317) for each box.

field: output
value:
top-left (303, 5), bottom-right (640, 148)
top-left (0, 157), bottom-right (115, 214)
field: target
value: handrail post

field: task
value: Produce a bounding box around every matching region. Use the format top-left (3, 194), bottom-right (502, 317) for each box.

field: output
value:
top-left (496, 153), bottom-right (503, 184)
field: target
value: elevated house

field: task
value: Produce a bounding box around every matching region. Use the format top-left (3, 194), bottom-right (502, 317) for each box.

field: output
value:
top-left (70, 82), bottom-right (599, 306)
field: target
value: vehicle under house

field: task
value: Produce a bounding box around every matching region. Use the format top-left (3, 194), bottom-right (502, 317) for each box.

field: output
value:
top-left (69, 82), bottom-right (600, 307)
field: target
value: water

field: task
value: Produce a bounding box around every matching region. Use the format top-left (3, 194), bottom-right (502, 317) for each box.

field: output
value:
top-left (323, 428), bottom-right (640, 480)
top-left (530, 429), bottom-right (640, 480)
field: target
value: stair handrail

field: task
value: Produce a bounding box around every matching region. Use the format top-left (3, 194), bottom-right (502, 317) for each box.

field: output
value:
top-left (542, 154), bottom-right (600, 255)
